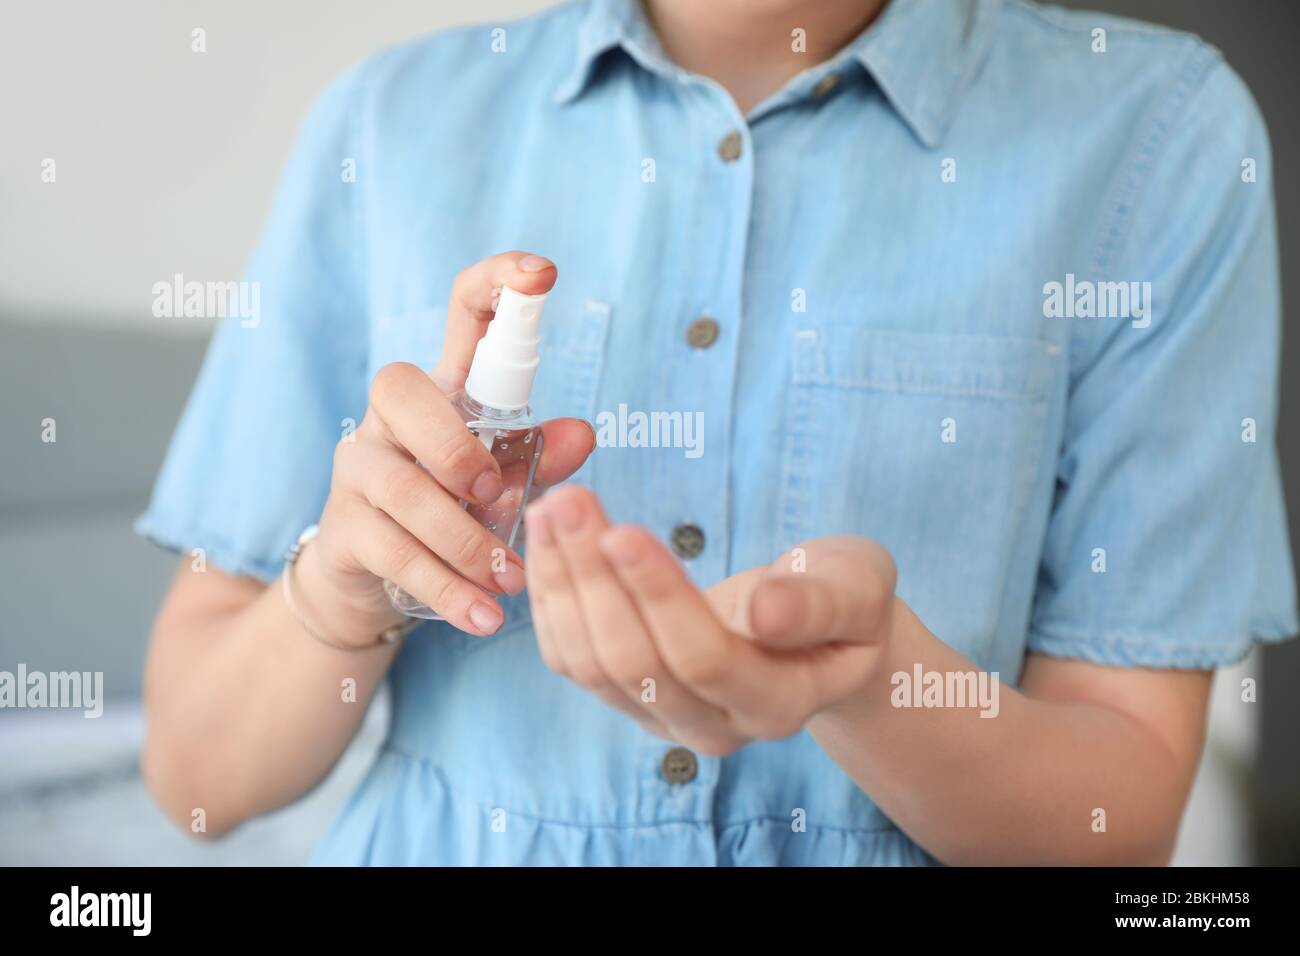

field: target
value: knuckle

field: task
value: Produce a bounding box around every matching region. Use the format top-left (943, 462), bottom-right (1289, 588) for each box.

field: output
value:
top-left (451, 265), bottom-right (474, 295)
top-left (384, 533), bottom-right (425, 581)
top-left (332, 433), bottom-right (353, 463)
top-left (674, 650), bottom-right (726, 691)
top-left (376, 462), bottom-right (429, 509)
top-left (426, 574), bottom-right (464, 617)
top-left (449, 525), bottom-right (490, 573)
top-left (369, 361), bottom-right (416, 409)
top-left (333, 420), bottom-right (376, 473)
top-left (433, 429), bottom-right (486, 480)
top-left (331, 436), bottom-right (357, 480)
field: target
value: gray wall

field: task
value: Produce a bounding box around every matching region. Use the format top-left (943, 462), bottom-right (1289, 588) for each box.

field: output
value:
top-left (0, 0), bottom-right (552, 322)
top-left (0, 321), bottom-right (205, 699)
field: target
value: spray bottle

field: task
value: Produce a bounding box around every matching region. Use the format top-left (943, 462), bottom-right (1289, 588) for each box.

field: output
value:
top-left (385, 286), bottom-right (546, 620)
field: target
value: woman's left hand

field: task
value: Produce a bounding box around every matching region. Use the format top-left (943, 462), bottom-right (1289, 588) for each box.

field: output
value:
top-left (523, 485), bottom-right (897, 755)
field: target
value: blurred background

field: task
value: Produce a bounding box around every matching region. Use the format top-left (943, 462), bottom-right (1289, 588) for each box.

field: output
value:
top-left (1, 0), bottom-right (1296, 865)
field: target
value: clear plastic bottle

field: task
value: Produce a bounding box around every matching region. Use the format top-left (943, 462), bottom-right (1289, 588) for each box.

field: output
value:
top-left (385, 286), bottom-right (547, 620)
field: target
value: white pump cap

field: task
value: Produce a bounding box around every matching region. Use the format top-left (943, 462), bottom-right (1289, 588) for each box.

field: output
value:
top-left (463, 286), bottom-right (546, 410)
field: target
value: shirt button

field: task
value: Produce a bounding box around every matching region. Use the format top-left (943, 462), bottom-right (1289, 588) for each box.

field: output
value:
top-left (813, 73), bottom-right (841, 98)
top-left (717, 130), bottom-right (743, 163)
top-left (685, 316), bottom-right (719, 349)
top-left (661, 747), bottom-right (698, 784)
top-left (671, 523), bottom-right (705, 559)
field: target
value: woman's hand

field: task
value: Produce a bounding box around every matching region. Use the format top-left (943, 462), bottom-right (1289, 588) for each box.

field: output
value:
top-left (523, 485), bottom-right (896, 754)
top-left (302, 252), bottom-right (595, 641)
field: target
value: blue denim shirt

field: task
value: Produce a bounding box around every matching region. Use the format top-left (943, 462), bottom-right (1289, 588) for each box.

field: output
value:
top-left (138, 0), bottom-right (1298, 865)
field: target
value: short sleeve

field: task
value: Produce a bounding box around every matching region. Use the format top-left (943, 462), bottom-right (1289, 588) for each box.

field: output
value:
top-left (1028, 54), bottom-right (1299, 668)
top-left (135, 64), bottom-right (371, 581)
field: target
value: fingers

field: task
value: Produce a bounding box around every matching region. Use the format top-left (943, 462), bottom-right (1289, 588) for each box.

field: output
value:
top-left (432, 252), bottom-right (558, 395)
top-left (747, 538), bottom-right (896, 649)
top-left (523, 496), bottom-right (671, 734)
top-left (367, 362), bottom-right (503, 506)
top-left (598, 524), bottom-right (808, 739)
top-left (533, 418), bottom-right (597, 488)
top-left (537, 487), bottom-right (739, 751)
top-left (739, 538), bottom-right (894, 712)
top-left (352, 441), bottom-right (525, 597)
top-left (522, 491), bottom-right (891, 745)
top-left (347, 502), bottom-right (504, 636)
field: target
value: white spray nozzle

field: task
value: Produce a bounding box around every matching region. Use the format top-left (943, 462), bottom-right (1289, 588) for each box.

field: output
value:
top-left (463, 285), bottom-right (546, 410)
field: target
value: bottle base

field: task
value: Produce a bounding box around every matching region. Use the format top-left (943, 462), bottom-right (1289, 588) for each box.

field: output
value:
top-left (383, 579), bottom-right (445, 621)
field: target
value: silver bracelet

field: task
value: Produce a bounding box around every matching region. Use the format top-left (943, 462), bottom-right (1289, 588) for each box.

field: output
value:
top-left (282, 525), bottom-right (415, 651)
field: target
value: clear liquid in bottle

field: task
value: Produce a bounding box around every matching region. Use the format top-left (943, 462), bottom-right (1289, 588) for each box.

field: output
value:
top-left (384, 391), bottom-right (544, 620)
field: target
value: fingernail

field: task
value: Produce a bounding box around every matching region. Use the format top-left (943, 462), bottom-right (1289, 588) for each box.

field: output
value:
top-left (549, 492), bottom-right (583, 532)
top-left (518, 255), bottom-right (554, 273)
top-left (469, 601), bottom-right (503, 635)
top-left (493, 561), bottom-right (526, 596)
top-left (472, 470), bottom-right (503, 504)
top-left (526, 505), bottom-right (554, 546)
top-left (600, 529), bottom-right (642, 567)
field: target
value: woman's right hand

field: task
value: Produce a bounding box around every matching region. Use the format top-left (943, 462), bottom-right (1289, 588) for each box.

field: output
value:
top-left (297, 252), bottom-right (596, 642)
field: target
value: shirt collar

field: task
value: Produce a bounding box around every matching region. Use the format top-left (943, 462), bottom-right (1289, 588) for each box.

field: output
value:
top-left (848, 0), bottom-right (1001, 147)
top-left (552, 0), bottom-right (669, 105)
top-left (553, 0), bottom-right (1001, 148)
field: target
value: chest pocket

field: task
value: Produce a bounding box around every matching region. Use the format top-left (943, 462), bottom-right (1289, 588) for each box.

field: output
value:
top-left (778, 325), bottom-right (1059, 662)
top-left (375, 298), bottom-right (613, 652)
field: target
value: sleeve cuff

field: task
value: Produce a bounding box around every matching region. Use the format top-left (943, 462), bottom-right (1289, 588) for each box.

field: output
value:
top-left (1026, 620), bottom-right (1298, 670)
top-left (133, 511), bottom-right (285, 584)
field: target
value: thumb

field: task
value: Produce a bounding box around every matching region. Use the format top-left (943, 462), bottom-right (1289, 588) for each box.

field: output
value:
top-left (533, 417), bottom-right (597, 487)
top-left (746, 537), bottom-right (895, 649)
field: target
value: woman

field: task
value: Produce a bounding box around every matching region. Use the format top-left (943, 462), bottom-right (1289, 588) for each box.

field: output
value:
top-left (139, 0), bottom-right (1297, 865)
